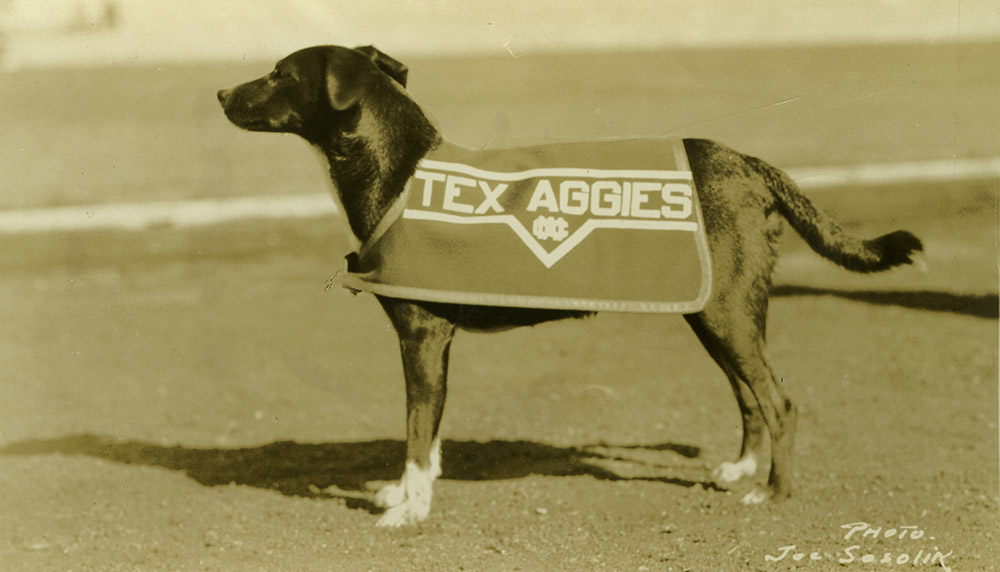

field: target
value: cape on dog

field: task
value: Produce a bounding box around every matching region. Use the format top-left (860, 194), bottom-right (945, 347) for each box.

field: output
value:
top-left (341, 137), bottom-right (711, 313)
top-left (218, 45), bottom-right (923, 527)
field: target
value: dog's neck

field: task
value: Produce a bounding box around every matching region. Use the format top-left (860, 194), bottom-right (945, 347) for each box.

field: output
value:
top-left (312, 93), bottom-right (441, 243)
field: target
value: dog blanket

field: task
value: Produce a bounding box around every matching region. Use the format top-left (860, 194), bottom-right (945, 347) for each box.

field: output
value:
top-left (340, 138), bottom-right (711, 313)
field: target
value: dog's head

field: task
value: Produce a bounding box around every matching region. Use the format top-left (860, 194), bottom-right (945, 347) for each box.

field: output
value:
top-left (218, 45), bottom-right (439, 240)
top-left (217, 45), bottom-right (408, 140)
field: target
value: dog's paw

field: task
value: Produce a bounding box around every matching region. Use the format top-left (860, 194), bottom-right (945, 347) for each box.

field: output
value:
top-left (373, 483), bottom-right (406, 509)
top-left (371, 460), bottom-right (436, 527)
top-left (711, 455), bottom-right (758, 486)
top-left (740, 485), bottom-right (773, 505)
top-left (375, 499), bottom-right (431, 527)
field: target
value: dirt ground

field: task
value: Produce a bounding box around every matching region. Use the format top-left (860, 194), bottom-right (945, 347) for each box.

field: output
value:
top-left (1, 180), bottom-right (996, 571)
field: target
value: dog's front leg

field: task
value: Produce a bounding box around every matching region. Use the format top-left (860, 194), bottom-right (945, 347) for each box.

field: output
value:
top-left (373, 298), bottom-right (456, 527)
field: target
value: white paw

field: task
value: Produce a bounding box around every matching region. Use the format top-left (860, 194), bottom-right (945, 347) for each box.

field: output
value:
top-left (373, 483), bottom-right (405, 509)
top-left (712, 455), bottom-right (758, 486)
top-left (375, 499), bottom-right (431, 527)
top-left (741, 486), bottom-right (772, 505)
top-left (372, 460), bottom-right (436, 527)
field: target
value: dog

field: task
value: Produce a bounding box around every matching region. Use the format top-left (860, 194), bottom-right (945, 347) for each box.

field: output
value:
top-left (217, 45), bottom-right (923, 527)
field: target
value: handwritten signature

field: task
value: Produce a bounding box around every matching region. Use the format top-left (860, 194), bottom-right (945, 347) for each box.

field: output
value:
top-left (764, 522), bottom-right (953, 571)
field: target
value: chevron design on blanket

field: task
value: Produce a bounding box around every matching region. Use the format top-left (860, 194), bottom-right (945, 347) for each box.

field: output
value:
top-left (340, 138), bottom-right (712, 313)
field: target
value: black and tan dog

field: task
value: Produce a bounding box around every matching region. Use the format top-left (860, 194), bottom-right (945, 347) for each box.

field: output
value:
top-left (218, 45), bottom-right (923, 526)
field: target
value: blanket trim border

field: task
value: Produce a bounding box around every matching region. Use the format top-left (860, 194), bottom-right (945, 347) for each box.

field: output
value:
top-left (340, 270), bottom-right (712, 313)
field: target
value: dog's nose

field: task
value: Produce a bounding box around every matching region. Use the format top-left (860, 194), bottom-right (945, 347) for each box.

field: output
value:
top-left (217, 89), bottom-right (231, 105)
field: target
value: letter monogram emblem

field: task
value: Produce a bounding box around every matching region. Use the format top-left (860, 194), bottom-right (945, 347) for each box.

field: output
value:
top-left (531, 216), bottom-right (569, 241)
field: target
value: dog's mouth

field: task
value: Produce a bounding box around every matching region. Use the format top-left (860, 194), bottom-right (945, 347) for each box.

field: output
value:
top-left (227, 114), bottom-right (277, 132)
top-left (227, 112), bottom-right (302, 134)
top-left (220, 108), bottom-right (268, 132)
top-left (219, 105), bottom-right (285, 133)
top-left (217, 90), bottom-right (301, 133)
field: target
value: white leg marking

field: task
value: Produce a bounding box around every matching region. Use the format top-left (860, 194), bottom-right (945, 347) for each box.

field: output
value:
top-left (429, 436), bottom-right (442, 479)
top-left (374, 459), bottom-right (437, 527)
top-left (373, 481), bottom-right (405, 509)
top-left (373, 438), bottom-right (441, 510)
top-left (712, 454), bottom-right (758, 486)
top-left (741, 486), bottom-right (772, 505)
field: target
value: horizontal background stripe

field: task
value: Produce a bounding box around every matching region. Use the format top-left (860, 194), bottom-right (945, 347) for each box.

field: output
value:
top-left (0, 157), bottom-right (995, 234)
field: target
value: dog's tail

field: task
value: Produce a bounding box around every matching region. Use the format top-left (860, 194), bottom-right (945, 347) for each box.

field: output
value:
top-left (747, 156), bottom-right (924, 273)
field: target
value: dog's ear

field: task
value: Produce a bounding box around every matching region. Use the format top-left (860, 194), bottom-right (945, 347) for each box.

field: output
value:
top-left (354, 45), bottom-right (409, 88)
top-left (325, 50), bottom-right (375, 111)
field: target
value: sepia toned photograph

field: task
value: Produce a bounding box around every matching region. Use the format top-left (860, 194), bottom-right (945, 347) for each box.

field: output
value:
top-left (1, 1), bottom-right (997, 570)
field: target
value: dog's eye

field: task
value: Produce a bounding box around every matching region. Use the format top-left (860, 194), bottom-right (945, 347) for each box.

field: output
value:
top-left (271, 68), bottom-right (286, 81)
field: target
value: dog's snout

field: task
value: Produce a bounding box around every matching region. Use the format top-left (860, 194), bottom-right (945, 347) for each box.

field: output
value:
top-left (217, 88), bottom-right (231, 106)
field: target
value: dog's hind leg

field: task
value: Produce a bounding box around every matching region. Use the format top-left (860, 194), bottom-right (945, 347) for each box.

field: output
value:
top-left (685, 315), bottom-right (767, 487)
top-left (373, 298), bottom-right (456, 527)
top-left (734, 347), bottom-right (796, 504)
top-left (683, 138), bottom-right (798, 501)
top-left (686, 307), bottom-right (797, 503)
